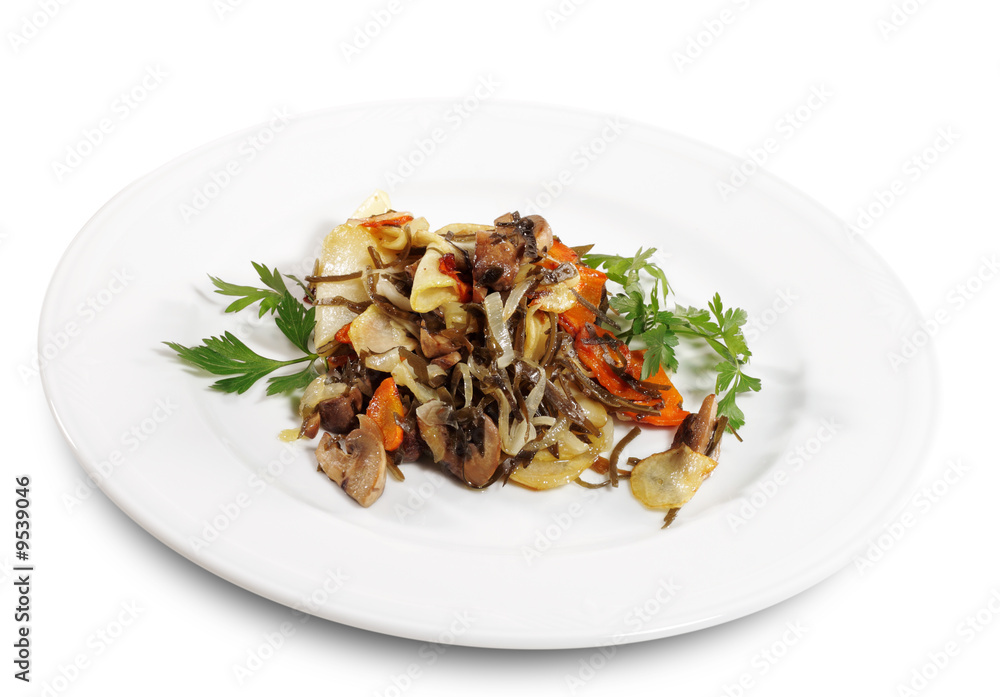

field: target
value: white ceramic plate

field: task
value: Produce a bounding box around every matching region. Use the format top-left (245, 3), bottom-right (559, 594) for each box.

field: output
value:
top-left (40, 102), bottom-right (936, 649)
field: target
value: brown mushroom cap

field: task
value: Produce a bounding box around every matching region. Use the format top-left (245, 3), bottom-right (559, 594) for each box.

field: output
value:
top-left (473, 229), bottom-right (522, 292)
top-left (671, 394), bottom-right (719, 455)
top-left (316, 386), bottom-right (364, 434)
top-left (416, 400), bottom-right (502, 488)
top-left (460, 414), bottom-right (501, 487)
top-left (315, 414), bottom-right (387, 507)
top-left (522, 215), bottom-right (553, 257)
top-left (415, 400), bottom-right (452, 463)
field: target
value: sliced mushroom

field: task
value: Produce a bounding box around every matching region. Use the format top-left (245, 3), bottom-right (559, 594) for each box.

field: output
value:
top-left (419, 323), bottom-right (461, 359)
top-left (458, 414), bottom-right (501, 487)
top-left (493, 212), bottom-right (553, 262)
top-left (315, 414), bottom-right (387, 507)
top-left (316, 386), bottom-right (364, 434)
top-left (415, 401), bottom-right (453, 464)
top-left (415, 401), bottom-right (502, 487)
top-left (671, 393), bottom-right (718, 454)
top-left (473, 229), bottom-right (522, 292)
top-left (522, 215), bottom-right (553, 258)
top-left (348, 304), bottom-right (418, 360)
top-left (299, 375), bottom-right (348, 420)
top-left (430, 351), bottom-right (462, 370)
top-left (630, 394), bottom-right (729, 527)
top-left (300, 412), bottom-right (321, 439)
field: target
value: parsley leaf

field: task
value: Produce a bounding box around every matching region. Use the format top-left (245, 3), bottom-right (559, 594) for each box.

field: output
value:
top-left (581, 250), bottom-right (761, 431)
top-left (274, 289), bottom-right (315, 354)
top-left (639, 323), bottom-right (680, 378)
top-left (165, 332), bottom-right (315, 395)
top-left (209, 262), bottom-right (288, 317)
top-left (265, 365), bottom-right (320, 395)
top-left (168, 262), bottom-right (320, 395)
top-left (584, 248), bottom-right (672, 300)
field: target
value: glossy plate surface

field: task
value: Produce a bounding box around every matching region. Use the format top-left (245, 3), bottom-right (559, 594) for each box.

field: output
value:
top-left (40, 102), bottom-right (935, 649)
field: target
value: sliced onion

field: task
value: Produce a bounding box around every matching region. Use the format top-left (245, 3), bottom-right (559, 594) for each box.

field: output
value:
top-left (376, 274), bottom-right (413, 311)
top-left (363, 347), bottom-right (402, 373)
top-left (456, 362), bottom-right (473, 409)
top-left (521, 415), bottom-right (570, 452)
top-left (441, 301), bottom-right (470, 331)
top-left (391, 362), bottom-right (440, 404)
top-left (510, 419), bottom-right (531, 454)
top-left (523, 369), bottom-right (547, 419)
top-left (483, 292), bottom-right (514, 369)
top-left (503, 278), bottom-right (534, 322)
top-left (497, 392), bottom-right (529, 455)
top-left (559, 429), bottom-right (592, 458)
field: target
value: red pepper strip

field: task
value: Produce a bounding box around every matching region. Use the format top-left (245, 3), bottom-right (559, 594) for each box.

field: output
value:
top-left (360, 213), bottom-right (414, 228)
top-left (334, 322), bottom-right (352, 346)
top-left (438, 253), bottom-right (473, 303)
top-left (366, 377), bottom-right (405, 451)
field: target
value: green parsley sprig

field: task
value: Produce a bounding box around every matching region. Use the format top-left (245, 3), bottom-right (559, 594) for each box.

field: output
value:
top-left (165, 263), bottom-right (319, 395)
top-left (582, 249), bottom-right (761, 430)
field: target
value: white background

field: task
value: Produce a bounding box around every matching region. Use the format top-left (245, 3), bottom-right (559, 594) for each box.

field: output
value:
top-left (3, 0), bottom-right (998, 695)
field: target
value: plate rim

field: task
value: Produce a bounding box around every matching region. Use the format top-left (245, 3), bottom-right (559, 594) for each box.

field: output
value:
top-left (39, 98), bottom-right (941, 649)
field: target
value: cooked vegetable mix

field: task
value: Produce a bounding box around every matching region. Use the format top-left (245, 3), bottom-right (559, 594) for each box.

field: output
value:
top-left (166, 192), bottom-right (759, 524)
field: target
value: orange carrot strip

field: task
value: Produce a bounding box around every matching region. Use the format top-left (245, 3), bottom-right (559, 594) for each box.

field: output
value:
top-left (334, 322), bottom-right (352, 346)
top-left (366, 377), bottom-right (405, 451)
top-left (558, 265), bottom-right (607, 336)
